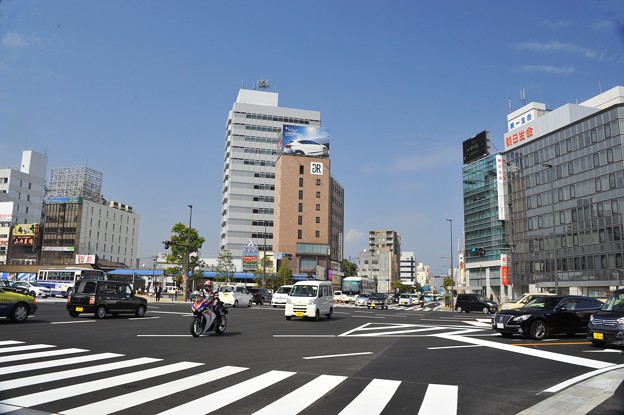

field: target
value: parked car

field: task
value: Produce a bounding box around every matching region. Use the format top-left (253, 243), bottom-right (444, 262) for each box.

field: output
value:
top-left (13, 281), bottom-right (51, 298)
top-left (499, 292), bottom-right (555, 310)
top-left (354, 293), bottom-right (371, 307)
top-left (0, 287), bottom-right (37, 322)
top-left (0, 280), bottom-right (30, 296)
top-left (492, 295), bottom-right (603, 340)
top-left (218, 284), bottom-right (252, 307)
top-left (271, 285), bottom-right (293, 308)
top-left (398, 293), bottom-right (413, 306)
top-left (587, 289), bottom-right (624, 347)
top-left (66, 280), bottom-right (147, 319)
top-left (283, 139), bottom-right (328, 157)
top-left (455, 294), bottom-right (498, 314)
top-left (248, 287), bottom-right (272, 305)
top-left (367, 293), bottom-right (388, 309)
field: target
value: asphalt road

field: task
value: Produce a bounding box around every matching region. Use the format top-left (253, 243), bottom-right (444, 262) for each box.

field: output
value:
top-left (1, 298), bottom-right (623, 414)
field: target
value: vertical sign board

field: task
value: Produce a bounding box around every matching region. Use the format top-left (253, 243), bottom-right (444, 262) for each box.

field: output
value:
top-left (501, 254), bottom-right (509, 286)
top-left (242, 240), bottom-right (258, 270)
top-left (496, 155), bottom-right (506, 220)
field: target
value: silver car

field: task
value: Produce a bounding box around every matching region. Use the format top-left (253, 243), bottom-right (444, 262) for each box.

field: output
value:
top-left (14, 281), bottom-right (51, 298)
top-left (354, 294), bottom-right (370, 307)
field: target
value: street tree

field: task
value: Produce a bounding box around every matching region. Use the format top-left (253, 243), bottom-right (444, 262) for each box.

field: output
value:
top-left (340, 259), bottom-right (358, 277)
top-left (275, 257), bottom-right (293, 289)
top-left (164, 222), bottom-right (205, 295)
top-left (215, 249), bottom-right (236, 284)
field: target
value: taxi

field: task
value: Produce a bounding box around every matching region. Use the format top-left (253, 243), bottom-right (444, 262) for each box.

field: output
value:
top-left (0, 287), bottom-right (37, 322)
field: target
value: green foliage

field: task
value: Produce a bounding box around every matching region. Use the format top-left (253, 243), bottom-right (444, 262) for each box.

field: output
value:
top-left (275, 257), bottom-right (293, 289)
top-left (443, 276), bottom-right (453, 291)
top-left (340, 259), bottom-right (358, 277)
top-left (215, 249), bottom-right (236, 283)
top-left (165, 222), bottom-right (205, 290)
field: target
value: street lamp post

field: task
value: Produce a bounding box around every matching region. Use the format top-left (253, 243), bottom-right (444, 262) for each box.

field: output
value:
top-left (445, 218), bottom-right (454, 310)
top-left (542, 164), bottom-right (558, 294)
top-left (263, 220), bottom-right (267, 287)
top-left (186, 204), bottom-right (193, 300)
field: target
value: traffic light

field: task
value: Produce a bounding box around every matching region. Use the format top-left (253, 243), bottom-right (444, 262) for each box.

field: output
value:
top-left (470, 247), bottom-right (486, 257)
top-left (478, 248), bottom-right (486, 257)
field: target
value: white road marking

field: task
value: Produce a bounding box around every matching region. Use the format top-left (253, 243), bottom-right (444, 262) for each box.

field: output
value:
top-left (252, 374), bottom-right (347, 415)
top-left (0, 352), bottom-right (122, 375)
top-left (428, 345), bottom-right (483, 350)
top-left (157, 370), bottom-right (296, 415)
top-left (303, 352), bottom-right (373, 360)
top-left (61, 366), bottom-right (248, 415)
top-left (0, 348), bottom-right (86, 364)
top-left (435, 333), bottom-right (614, 369)
top-left (418, 384), bottom-right (458, 415)
top-left (338, 378), bottom-right (401, 415)
top-left (51, 320), bottom-right (97, 324)
top-left (543, 363), bottom-right (624, 393)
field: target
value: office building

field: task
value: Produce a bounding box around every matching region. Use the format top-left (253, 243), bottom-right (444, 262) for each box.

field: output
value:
top-left (0, 150), bottom-right (48, 265)
top-left (220, 84), bottom-right (321, 264)
top-left (273, 155), bottom-right (344, 280)
top-left (462, 86), bottom-right (624, 300)
top-left (399, 251), bottom-right (416, 285)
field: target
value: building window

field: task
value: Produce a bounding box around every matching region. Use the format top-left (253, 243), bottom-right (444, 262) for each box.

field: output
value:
top-left (569, 185), bottom-right (576, 198)
top-left (595, 178), bottom-right (602, 192)
top-left (299, 165), bottom-right (304, 174)
top-left (316, 191), bottom-right (320, 198)
top-left (299, 178), bottom-right (304, 187)
top-left (298, 216), bottom-right (303, 225)
top-left (316, 217), bottom-right (320, 223)
top-left (298, 203), bottom-right (303, 212)
top-left (607, 148), bottom-right (614, 163)
top-left (609, 174), bottom-right (616, 189)
top-left (593, 153), bottom-right (600, 168)
top-left (299, 190), bottom-right (303, 200)
top-left (298, 229), bottom-right (302, 239)
top-left (316, 204), bottom-right (320, 211)
top-left (316, 179), bottom-right (321, 185)
top-left (605, 123), bottom-right (612, 138)
top-left (315, 230), bottom-right (320, 237)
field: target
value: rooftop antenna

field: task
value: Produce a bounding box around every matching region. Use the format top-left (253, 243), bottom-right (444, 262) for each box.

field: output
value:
top-left (508, 97), bottom-right (512, 113)
top-left (520, 88), bottom-right (526, 104)
top-left (254, 79), bottom-right (270, 90)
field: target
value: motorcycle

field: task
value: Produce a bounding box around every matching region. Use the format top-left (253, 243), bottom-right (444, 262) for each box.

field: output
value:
top-left (190, 294), bottom-right (228, 337)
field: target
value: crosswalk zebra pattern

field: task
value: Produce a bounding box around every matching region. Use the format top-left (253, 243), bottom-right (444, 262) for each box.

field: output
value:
top-left (0, 340), bottom-right (459, 414)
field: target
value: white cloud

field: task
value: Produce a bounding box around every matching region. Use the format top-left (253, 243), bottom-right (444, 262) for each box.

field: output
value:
top-left (518, 65), bottom-right (576, 75)
top-left (345, 228), bottom-right (365, 245)
top-left (515, 41), bottom-right (605, 61)
top-left (2, 33), bottom-right (29, 49)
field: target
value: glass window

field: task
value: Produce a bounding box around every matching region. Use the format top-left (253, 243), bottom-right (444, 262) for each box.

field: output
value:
top-left (299, 178), bottom-right (304, 187)
top-left (595, 178), bottom-right (602, 192)
top-left (297, 229), bottom-right (302, 239)
top-left (571, 209), bottom-right (578, 222)
top-left (605, 123), bottom-right (612, 138)
top-left (298, 203), bottom-right (303, 212)
top-left (315, 230), bottom-right (320, 237)
top-left (316, 204), bottom-right (320, 211)
top-left (598, 203), bottom-right (604, 217)
top-left (607, 148), bottom-right (614, 163)
top-left (298, 190), bottom-right (303, 199)
top-left (593, 153), bottom-right (600, 167)
top-left (316, 217), bottom-right (320, 223)
top-left (591, 129), bottom-right (597, 143)
top-left (298, 216), bottom-right (302, 225)
top-left (570, 185), bottom-right (576, 198)
top-left (610, 174), bottom-right (616, 189)
top-left (612, 200), bottom-right (619, 214)
top-left (568, 162), bottom-right (574, 175)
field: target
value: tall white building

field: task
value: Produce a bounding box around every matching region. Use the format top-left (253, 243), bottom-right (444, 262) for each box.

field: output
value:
top-left (399, 251), bottom-right (416, 285)
top-left (220, 85), bottom-right (321, 262)
top-left (0, 151), bottom-right (48, 264)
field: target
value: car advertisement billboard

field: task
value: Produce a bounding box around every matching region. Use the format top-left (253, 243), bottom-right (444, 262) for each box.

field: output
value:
top-left (280, 125), bottom-right (330, 158)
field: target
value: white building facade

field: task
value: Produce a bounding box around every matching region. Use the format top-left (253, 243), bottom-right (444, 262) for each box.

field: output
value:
top-left (0, 151), bottom-right (48, 264)
top-left (220, 86), bottom-right (321, 263)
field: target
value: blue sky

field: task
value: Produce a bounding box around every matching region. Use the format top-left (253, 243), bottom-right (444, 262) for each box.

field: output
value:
top-left (1, 0), bottom-right (623, 274)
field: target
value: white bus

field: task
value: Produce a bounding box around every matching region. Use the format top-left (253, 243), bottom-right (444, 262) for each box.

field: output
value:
top-left (341, 276), bottom-right (377, 303)
top-left (37, 268), bottom-right (106, 297)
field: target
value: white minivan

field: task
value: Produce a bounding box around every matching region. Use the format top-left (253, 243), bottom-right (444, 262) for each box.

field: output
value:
top-left (271, 284), bottom-right (293, 308)
top-left (285, 280), bottom-right (333, 320)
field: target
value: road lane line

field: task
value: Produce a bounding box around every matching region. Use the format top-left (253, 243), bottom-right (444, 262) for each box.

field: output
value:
top-left (158, 370), bottom-right (296, 415)
top-left (435, 333), bottom-right (613, 369)
top-left (418, 384), bottom-right (458, 415)
top-left (51, 320), bottom-right (97, 324)
top-left (543, 363), bottom-right (624, 393)
top-left (303, 352), bottom-right (373, 360)
top-left (0, 341), bottom-right (23, 346)
top-left (338, 378), bottom-right (401, 415)
top-left (1, 361), bottom-right (204, 408)
top-left (428, 345), bottom-right (483, 350)
top-left (513, 342), bottom-right (591, 347)
top-left (252, 374), bottom-right (347, 415)
top-left (0, 344), bottom-right (55, 354)
top-left (61, 366), bottom-right (248, 415)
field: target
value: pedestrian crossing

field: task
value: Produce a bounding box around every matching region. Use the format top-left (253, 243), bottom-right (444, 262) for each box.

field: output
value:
top-left (0, 339), bottom-right (459, 414)
top-left (336, 302), bottom-right (444, 311)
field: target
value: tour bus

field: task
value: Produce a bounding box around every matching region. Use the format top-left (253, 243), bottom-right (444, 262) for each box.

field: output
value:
top-left (37, 268), bottom-right (106, 297)
top-left (341, 276), bottom-right (376, 303)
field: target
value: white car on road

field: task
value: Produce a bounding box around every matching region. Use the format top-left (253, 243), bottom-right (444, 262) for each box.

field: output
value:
top-left (14, 281), bottom-right (51, 298)
top-left (218, 285), bottom-right (252, 307)
top-left (271, 285), bottom-right (293, 308)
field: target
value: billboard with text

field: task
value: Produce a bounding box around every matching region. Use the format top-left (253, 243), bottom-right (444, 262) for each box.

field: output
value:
top-left (280, 125), bottom-right (330, 158)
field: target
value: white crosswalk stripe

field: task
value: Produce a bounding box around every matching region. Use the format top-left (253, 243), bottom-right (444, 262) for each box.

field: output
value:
top-left (0, 340), bottom-right (459, 414)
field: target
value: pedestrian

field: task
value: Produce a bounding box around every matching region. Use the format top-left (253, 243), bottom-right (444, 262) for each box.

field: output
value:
top-left (489, 293), bottom-right (493, 302)
top-left (155, 285), bottom-right (162, 302)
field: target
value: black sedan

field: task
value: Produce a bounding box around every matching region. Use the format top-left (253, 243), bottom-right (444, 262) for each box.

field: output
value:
top-left (491, 295), bottom-right (603, 340)
top-left (587, 289), bottom-right (624, 347)
top-left (367, 293), bottom-right (389, 309)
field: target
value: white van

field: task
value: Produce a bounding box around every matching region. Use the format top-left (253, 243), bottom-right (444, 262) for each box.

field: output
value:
top-left (285, 281), bottom-right (334, 320)
top-left (217, 284), bottom-right (252, 307)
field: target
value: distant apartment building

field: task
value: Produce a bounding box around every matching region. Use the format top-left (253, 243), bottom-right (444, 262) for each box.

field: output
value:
top-left (357, 230), bottom-right (401, 293)
top-left (399, 251), bottom-right (416, 285)
top-left (220, 85), bottom-right (322, 265)
top-left (0, 150), bottom-right (48, 265)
